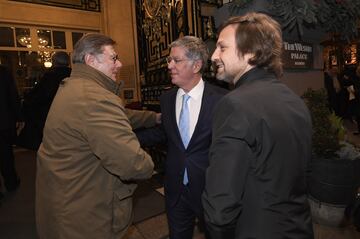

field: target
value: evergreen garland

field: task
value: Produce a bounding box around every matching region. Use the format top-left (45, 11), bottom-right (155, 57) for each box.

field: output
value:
top-left (230, 0), bottom-right (360, 42)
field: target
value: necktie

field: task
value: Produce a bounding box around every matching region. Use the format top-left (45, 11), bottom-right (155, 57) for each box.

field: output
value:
top-left (179, 94), bottom-right (190, 185)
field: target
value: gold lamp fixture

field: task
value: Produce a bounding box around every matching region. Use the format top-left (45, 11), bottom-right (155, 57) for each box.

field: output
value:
top-left (16, 30), bottom-right (53, 68)
top-left (16, 33), bottom-right (49, 49)
top-left (17, 35), bottom-right (32, 48)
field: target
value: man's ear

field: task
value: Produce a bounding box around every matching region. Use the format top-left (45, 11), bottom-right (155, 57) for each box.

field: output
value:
top-left (193, 60), bottom-right (202, 74)
top-left (84, 54), bottom-right (95, 66)
top-left (244, 53), bottom-right (255, 64)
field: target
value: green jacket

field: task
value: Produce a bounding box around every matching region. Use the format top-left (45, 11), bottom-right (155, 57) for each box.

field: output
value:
top-left (36, 63), bottom-right (155, 239)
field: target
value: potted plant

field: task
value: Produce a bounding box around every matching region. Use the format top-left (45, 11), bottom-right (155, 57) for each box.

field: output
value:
top-left (302, 88), bottom-right (360, 227)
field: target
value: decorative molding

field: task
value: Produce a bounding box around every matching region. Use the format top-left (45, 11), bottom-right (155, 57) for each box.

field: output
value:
top-left (9, 0), bottom-right (100, 12)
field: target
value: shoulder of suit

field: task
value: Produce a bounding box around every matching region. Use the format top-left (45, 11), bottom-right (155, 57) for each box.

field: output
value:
top-left (160, 87), bottom-right (178, 99)
top-left (205, 82), bottom-right (229, 95)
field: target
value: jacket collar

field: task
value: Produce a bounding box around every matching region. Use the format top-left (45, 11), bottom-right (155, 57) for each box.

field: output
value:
top-left (234, 67), bottom-right (276, 89)
top-left (71, 63), bottom-right (120, 95)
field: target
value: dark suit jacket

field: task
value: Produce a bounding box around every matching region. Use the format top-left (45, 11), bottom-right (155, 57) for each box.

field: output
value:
top-left (23, 66), bottom-right (71, 131)
top-left (0, 65), bottom-right (20, 134)
top-left (138, 82), bottom-right (227, 211)
top-left (202, 67), bottom-right (314, 239)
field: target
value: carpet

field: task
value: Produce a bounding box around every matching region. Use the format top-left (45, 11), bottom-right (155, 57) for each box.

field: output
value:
top-left (132, 179), bottom-right (166, 224)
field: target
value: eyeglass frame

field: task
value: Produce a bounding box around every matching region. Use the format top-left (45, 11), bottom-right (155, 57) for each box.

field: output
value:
top-left (111, 54), bottom-right (119, 64)
top-left (93, 53), bottom-right (119, 64)
top-left (166, 56), bottom-right (192, 65)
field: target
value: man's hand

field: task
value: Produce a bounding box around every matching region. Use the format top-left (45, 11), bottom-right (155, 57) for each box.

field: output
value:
top-left (156, 113), bottom-right (162, 124)
top-left (16, 121), bottom-right (25, 135)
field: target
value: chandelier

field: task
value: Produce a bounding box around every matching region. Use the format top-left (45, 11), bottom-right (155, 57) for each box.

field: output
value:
top-left (17, 35), bottom-right (32, 48)
top-left (16, 34), bottom-right (49, 49)
top-left (17, 33), bottom-right (53, 67)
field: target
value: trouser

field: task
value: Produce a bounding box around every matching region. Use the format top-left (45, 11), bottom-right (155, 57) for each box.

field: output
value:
top-left (0, 129), bottom-right (18, 191)
top-left (166, 184), bottom-right (209, 239)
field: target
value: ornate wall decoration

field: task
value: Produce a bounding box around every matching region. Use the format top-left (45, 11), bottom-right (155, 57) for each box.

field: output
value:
top-left (136, 0), bottom-right (200, 108)
top-left (174, 0), bottom-right (185, 37)
top-left (142, 0), bottom-right (172, 69)
top-left (144, 0), bottom-right (162, 18)
top-left (201, 16), bottom-right (216, 40)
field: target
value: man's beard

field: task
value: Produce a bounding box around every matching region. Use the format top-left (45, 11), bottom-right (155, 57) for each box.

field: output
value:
top-left (216, 71), bottom-right (233, 84)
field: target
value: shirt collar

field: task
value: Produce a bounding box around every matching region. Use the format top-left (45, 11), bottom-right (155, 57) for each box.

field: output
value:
top-left (177, 78), bottom-right (204, 100)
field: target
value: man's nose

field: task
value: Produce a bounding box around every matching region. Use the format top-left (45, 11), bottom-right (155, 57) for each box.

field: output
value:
top-left (168, 61), bottom-right (174, 70)
top-left (211, 49), bottom-right (219, 62)
top-left (116, 60), bottom-right (122, 68)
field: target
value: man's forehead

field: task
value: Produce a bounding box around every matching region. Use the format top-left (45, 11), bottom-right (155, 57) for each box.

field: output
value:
top-left (217, 27), bottom-right (236, 45)
top-left (102, 45), bottom-right (116, 54)
top-left (170, 46), bottom-right (186, 56)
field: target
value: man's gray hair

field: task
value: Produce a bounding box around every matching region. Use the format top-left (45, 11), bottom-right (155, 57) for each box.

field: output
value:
top-left (72, 33), bottom-right (116, 64)
top-left (170, 36), bottom-right (209, 73)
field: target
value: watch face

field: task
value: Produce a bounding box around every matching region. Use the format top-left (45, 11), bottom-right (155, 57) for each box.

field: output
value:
top-left (144, 0), bottom-right (162, 18)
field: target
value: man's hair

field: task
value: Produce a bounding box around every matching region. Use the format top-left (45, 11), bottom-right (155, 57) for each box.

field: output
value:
top-left (218, 12), bottom-right (283, 77)
top-left (52, 51), bottom-right (70, 67)
top-left (170, 36), bottom-right (209, 73)
top-left (72, 33), bottom-right (116, 64)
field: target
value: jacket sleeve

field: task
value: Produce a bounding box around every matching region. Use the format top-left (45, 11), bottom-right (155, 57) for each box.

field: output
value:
top-left (135, 124), bottom-right (167, 147)
top-left (125, 108), bottom-right (157, 130)
top-left (202, 98), bottom-right (252, 239)
top-left (86, 95), bottom-right (154, 181)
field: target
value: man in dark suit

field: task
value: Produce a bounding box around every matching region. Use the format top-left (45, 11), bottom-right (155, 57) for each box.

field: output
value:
top-left (20, 51), bottom-right (71, 150)
top-left (202, 13), bottom-right (314, 239)
top-left (0, 65), bottom-right (21, 199)
top-left (137, 36), bottom-right (227, 239)
top-left (323, 66), bottom-right (341, 115)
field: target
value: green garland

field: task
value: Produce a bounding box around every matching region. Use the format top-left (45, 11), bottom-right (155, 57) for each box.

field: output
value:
top-left (230, 0), bottom-right (360, 42)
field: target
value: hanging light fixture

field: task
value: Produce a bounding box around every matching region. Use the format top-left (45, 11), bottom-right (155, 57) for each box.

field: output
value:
top-left (16, 33), bottom-right (50, 49)
top-left (16, 31), bottom-right (53, 67)
top-left (17, 35), bottom-right (32, 48)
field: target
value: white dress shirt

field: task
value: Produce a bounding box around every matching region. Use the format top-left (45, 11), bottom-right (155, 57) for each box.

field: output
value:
top-left (176, 79), bottom-right (204, 140)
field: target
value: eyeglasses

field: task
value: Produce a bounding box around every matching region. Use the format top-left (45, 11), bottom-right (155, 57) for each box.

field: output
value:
top-left (111, 54), bottom-right (119, 64)
top-left (166, 56), bottom-right (190, 65)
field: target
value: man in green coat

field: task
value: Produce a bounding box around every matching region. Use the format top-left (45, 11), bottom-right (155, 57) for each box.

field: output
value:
top-left (36, 33), bottom-right (158, 239)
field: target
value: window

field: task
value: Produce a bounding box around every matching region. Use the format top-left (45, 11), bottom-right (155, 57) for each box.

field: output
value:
top-left (0, 27), bottom-right (15, 47)
top-left (0, 24), bottom-right (96, 96)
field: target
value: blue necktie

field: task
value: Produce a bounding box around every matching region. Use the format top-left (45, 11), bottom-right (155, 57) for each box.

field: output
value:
top-left (179, 94), bottom-right (190, 185)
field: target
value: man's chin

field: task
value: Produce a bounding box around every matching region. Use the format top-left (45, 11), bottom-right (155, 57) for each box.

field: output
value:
top-left (215, 72), bottom-right (222, 79)
top-left (216, 73), bottom-right (230, 83)
top-left (171, 78), bottom-right (177, 84)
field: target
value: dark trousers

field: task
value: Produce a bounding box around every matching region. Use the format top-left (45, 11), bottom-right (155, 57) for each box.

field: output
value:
top-left (167, 184), bottom-right (209, 239)
top-left (0, 129), bottom-right (18, 191)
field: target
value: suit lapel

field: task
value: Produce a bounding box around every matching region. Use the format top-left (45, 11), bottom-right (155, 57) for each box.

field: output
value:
top-left (166, 83), bottom-right (214, 150)
top-left (188, 82), bottom-right (213, 148)
top-left (165, 89), bottom-right (185, 149)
